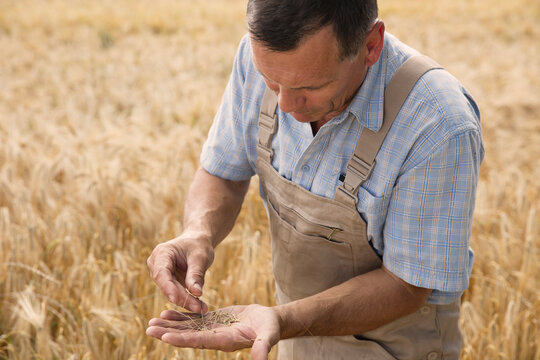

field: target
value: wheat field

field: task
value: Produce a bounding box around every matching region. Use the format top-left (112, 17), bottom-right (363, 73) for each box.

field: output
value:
top-left (0, 0), bottom-right (538, 359)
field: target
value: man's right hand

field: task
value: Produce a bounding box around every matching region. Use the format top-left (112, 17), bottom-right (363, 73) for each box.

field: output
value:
top-left (147, 168), bottom-right (250, 313)
top-left (147, 233), bottom-right (215, 313)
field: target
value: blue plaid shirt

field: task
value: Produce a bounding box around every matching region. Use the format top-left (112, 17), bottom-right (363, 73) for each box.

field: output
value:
top-left (201, 33), bottom-right (484, 304)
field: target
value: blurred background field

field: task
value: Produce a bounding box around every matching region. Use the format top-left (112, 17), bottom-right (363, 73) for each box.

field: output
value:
top-left (0, 0), bottom-right (538, 358)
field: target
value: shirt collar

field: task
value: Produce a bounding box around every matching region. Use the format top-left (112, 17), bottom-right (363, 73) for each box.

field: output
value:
top-left (346, 45), bottom-right (388, 133)
top-left (323, 35), bottom-right (389, 134)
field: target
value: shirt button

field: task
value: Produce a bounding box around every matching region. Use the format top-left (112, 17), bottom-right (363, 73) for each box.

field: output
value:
top-left (420, 305), bottom-right (431, 315)
top-left (427, 351), bottom-right (440, 360)
top-left (301, 165), bottom-right (310, 172)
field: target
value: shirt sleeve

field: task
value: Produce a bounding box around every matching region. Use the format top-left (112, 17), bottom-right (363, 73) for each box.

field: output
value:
top-left (382, 129), bottom-right (484, 304)
top-left (200, 35), bottom-right (256, 181)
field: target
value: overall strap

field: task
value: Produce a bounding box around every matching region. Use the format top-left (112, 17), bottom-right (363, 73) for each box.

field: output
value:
top-left (335, 55), bottom-right (443, 205)
top-left (257, 88), bottom-right (279, 163)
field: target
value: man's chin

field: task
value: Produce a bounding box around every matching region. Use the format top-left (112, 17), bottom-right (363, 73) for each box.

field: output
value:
top-left (290, 112), bottom-right (315, 123)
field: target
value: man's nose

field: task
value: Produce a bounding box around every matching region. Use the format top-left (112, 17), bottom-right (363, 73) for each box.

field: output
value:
top-left (277, 87), bottom-right (305, 113)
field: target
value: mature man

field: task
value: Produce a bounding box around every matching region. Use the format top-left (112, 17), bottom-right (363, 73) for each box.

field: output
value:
top-left (146, 1), bottom-right (484, 359)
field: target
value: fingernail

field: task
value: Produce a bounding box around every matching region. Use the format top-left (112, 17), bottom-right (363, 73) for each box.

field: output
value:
top-left (193, 283), bottom-right (202, 293)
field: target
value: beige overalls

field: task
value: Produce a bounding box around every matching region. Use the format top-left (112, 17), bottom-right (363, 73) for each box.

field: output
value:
top-left (256, 56), bottom-right (462, 360)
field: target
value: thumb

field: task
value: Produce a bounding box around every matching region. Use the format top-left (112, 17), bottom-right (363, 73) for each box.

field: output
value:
top-left (185, 250), bottom-right (210, 297)
top-left (251, 338), bottom-right (271, 360)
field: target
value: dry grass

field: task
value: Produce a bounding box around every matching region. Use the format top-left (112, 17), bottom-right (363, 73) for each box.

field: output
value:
top-left (0, 0), bottom-right (538, 359)
top-left (169, 311), bottom-right (240, 333)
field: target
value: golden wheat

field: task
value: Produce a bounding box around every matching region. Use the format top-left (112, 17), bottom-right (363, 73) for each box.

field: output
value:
top-left (0, 0), bottom-right (538, 359)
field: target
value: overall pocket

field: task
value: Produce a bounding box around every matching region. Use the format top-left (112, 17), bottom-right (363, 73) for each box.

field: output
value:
top-left (266, 197), bottom-right (355, 301)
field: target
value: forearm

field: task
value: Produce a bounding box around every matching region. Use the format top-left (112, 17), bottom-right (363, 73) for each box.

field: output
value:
top-left (183, 167), bottom-right (250, 248)
top-left (275, 265), bottom-right (432, 339)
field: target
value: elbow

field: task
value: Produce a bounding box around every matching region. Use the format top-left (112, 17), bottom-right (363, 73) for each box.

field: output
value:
top-left (381, 265), bottom-right (433, 309)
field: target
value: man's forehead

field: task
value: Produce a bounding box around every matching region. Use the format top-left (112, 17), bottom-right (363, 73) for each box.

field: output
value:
top-left (250, 30), bottom-right (341, 88)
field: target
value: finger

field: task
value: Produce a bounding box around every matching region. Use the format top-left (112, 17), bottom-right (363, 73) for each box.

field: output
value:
top-left (148, 245), bottom-right (209, 312)
top-left (156, 276), bottom-right (207, 313)
top-left (185, 250), bottom-right (211, 298)
top-left (148, 247), bottom-right (187, 305)
top-left (146, 325), bottom-right (197, 339)
top-left (161, 329), bottom-right (253, 352)
top-left (149, 261), bottom-right (181, 304)
top-left (251, 337), bottom-right (272, 360)
top-left (146, 325), bottom-right (172, 339)
top-left (150, 274), bottom-right (206, 313)
top-left (148, 318), bottom-right (199, 331)
top-left (176, 287), bottom-right (209, 314)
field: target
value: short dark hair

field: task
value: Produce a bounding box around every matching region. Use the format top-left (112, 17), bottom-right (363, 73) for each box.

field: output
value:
top-left (247, 0), bottom-right (378, 59)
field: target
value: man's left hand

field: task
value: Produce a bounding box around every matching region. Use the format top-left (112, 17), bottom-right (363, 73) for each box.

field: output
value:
top-left (146, 304), bottom-right (281, 360)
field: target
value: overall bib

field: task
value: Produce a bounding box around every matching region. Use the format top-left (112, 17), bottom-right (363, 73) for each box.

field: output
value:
top-left (255, 56), bottom-right (462, 360)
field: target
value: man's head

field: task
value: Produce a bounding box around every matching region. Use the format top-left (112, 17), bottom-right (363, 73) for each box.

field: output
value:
top-left (247, 0), bottom-right (378, 60)
top-left (247, 0), bottom-right (384, 128)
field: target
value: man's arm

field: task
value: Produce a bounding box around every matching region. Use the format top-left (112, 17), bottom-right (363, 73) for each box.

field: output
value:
top-left (147, 167), bottom-right (250, 313)
top-left (275, 265), bottom-right (432, 339)
top-left (146, 264), bottom-right (432, 360)
top-left (182, 167), bottom-right (250, 248)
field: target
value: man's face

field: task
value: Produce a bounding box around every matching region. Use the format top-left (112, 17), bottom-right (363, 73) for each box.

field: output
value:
top-left (251, 26), bottom-right (369, 126)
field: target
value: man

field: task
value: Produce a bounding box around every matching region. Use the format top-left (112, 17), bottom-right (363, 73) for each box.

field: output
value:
top-left (146, 1), bottom-right (484, 359)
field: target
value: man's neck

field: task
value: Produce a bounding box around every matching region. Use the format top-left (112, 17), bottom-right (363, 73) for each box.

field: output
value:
top-left (310, 120), bottom-right (325, 136)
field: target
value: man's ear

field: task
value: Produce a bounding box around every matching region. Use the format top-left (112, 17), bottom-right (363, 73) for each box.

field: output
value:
top-left (364, 20), bottom-right (385, 67)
